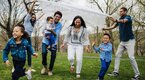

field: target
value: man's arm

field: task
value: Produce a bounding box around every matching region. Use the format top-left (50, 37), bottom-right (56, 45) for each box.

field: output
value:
top-left (28, 0), bottom-right (36, 14)
top-left (109, 16), bottom-right (130, 23)
top-left (103, 24), bottom-right (117, 30)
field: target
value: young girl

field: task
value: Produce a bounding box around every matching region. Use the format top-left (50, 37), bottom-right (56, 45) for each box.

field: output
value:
top-left (61, 16), bottom-right (90, 78)
top-left (92, 33), bottom-right (112, 80)
top-left (2, 24), bottom-right (38, 80)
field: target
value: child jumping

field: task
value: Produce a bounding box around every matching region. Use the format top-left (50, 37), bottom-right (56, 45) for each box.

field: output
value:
top-left (2, 24), bottom-right (38, 80)
top-left (92, 33), bottom-right (112, 80)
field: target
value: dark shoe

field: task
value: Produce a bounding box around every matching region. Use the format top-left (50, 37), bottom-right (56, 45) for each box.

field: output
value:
top-left (131, 75), bottom-right (140, 80)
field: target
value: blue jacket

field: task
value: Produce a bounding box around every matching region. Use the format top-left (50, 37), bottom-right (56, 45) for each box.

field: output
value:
top-left (93, 42), bottom-right (112, 62)
top-left (3, 38), bottom-right (34, 62)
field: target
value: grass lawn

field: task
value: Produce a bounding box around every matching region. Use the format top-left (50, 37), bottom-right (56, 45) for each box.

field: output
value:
top-left (0, 52), bottom-right (145, 80)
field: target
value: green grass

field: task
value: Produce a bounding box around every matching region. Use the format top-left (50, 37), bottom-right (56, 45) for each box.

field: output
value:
top-left (0, 52), bottom-right (145, 80)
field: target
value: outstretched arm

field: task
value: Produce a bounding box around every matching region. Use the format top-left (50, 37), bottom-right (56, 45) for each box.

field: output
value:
top-left (28, 0), bottom-right (36, 14)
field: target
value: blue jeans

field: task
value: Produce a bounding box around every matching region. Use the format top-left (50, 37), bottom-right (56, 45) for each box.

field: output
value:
top-left (41, 43), bottom-right (57, 71)
top-left (98, 59), bottom-right (111, 80)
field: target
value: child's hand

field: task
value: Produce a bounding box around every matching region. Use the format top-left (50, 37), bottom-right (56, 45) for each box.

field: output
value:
top-left (5, 60), bottom-right (10, 67)
top-left (33, 53), bottom-right (38, 58)
top-left (85, 46), bottom-right (90, 53)
top-left (100, 48), bottom-right (103, 51)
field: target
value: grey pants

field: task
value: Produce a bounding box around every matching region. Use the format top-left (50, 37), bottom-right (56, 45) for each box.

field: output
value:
top-left (113, 39), bottom-right (140, 76)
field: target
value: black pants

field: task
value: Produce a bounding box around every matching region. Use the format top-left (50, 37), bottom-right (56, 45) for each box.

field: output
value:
top-left (42, 43), bottom-right (57, 71)
top-left (12, 59), bottom-right (26, 80)
top-left (27, 37), bottom-right (32, 67)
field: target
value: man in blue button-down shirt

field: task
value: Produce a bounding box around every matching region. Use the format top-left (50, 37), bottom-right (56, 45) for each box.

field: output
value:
top-left (41, 11), bottom-right (63, 76)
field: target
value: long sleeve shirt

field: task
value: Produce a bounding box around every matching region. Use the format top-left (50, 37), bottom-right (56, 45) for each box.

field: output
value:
top-left (3, 38), bottom-right (35, 62)
top-left (63, 26), bottom-right (90, 46)
top-left (93, 42), bottom-right (112, 62)
top-left (24, 13), bottom-right (38, 36)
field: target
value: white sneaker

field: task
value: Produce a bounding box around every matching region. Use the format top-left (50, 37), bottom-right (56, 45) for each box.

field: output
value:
top-left (12, 67), bottom-right (15, 73)
top-left (76, 74), bottom-right (80, 78)
top-left (25, 70), bottom-right (32, 80)
top-left (31, 68), bottom-right (36, 72)
top-left (41, 67), bottom-right (47, 75)
top-left (48, 71), bottom-right (53, 76)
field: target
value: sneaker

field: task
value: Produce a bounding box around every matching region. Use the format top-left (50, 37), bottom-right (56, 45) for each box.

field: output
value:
top-left (12, 67), bottom-right (15, 73)
top-left (70, 66), bottom-right (75, 73)
top-left (107, 72), bottom-right (119, 76)
top-left (48, 71), bottom-right (53, 76)
top-left (41, 67), bottom-right (47, 75)
top-left (76, 74), bottom-right (80, 78)
top-left (25, 70), bottom-right (32, 80)
top-left (31, 68), bottom-right (36, 72)
top-left (131, 75), bottom-right (140, 80)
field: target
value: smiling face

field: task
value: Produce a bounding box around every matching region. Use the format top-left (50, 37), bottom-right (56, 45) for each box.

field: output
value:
top-left (12, 26), bottom-right (23, 39)
top-left (74, 18), bottom-right (81, 28)
top-left (54, 14), bottom-right (61, 23)
top-left (102, 35), bottom-right (110, 44)
top-left (31, 14), bottom-right (36, 21)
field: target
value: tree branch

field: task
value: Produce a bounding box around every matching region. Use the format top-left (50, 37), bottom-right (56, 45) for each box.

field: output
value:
top-left (110, 0), bottom-right (127, 15)
top-left (93, 0), bottom-right (104, 13)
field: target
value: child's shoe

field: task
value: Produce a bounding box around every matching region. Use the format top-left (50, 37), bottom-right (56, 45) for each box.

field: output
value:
top-left (25, 70), bottom-right (32, 80)
top-left (12, 67), bottom-right (15, 73)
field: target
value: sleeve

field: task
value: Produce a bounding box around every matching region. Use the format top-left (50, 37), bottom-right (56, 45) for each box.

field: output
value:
top-left (115, 22), bottom-right (119, 27)
top-left (2, 41), bottom-right (10, 62)
top-left (82, 29), bottom-right (90, 45)
top-left (125, 15), bottom-right (132, 22)
top-left (26, 42), bottom-right (35, 55)
top-left (103, 44), bottom-right (112, 52)
top-left (55, 23), bottom-right (62, 36)
top-left (63, 26), bottom-right (71, 44)
top-left (24, 13), bottom-right (31, 22)
top-left (93, 45), bottom-right (101, 53)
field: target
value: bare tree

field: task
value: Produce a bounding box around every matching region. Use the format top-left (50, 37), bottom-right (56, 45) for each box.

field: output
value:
top-left (0, 0), bottom-right (32, 39)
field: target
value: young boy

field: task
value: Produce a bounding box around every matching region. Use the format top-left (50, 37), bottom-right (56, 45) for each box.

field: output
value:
top-left (92, 33), bottom-right (112, 80)
top-left (43, 16), bottom-right (56, 47)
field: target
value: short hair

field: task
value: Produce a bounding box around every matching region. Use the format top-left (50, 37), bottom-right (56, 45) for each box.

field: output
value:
top-left (120, 7), bottom-right (128, 12)
top-left (104, 33), bottom-right (111, 39)
top-left (46, 16), bottom-right (53, 21)
top-left (54, 11), bottom-right (62, 18)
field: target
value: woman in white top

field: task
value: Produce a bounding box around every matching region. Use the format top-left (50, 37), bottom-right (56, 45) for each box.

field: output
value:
top-left (61, 16), bottom-right (90, 78)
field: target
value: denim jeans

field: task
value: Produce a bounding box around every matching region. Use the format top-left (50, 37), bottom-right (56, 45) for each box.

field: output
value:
top-left (42, 43), bottom-right (57, 71)
top-left (98, 59), bottom-right (111, 80)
